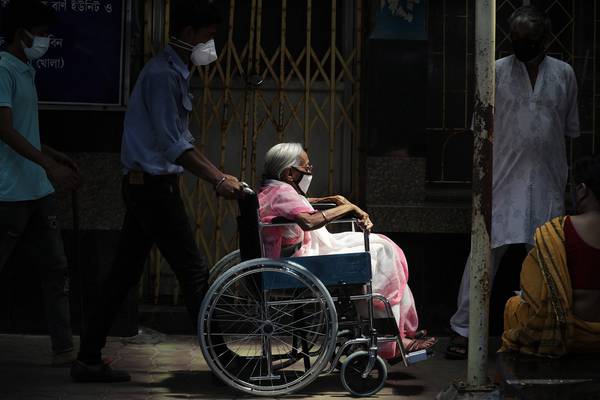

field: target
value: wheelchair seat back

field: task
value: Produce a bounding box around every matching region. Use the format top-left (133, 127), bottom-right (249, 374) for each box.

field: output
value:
top-left (237, 192), bottom-right (262, 261)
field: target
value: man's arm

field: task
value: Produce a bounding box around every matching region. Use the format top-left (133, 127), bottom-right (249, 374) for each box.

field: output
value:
top-left (144, 72), bottom-right (242, 199)
top-left (0, 107), bottom-right (53, 169)
top-left (176, 146), bottom-right (241, 198)
top-left (42, 145), bottom-right (80, 173)
top-left (0, 107), bottom-right (78, 190)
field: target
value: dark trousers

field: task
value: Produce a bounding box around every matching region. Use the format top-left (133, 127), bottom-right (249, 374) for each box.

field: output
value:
top-left (0, 194), bottom-right (73, 353)
top-left (78, 175), bottom-right (209, 364)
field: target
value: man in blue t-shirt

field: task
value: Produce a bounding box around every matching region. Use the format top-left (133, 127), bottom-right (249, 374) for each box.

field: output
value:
top-left (0, 0), bottom-right (80, 365)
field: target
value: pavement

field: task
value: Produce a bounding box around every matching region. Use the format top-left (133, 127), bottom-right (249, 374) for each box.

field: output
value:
top-left (0, 331), bottom-right (499, 400)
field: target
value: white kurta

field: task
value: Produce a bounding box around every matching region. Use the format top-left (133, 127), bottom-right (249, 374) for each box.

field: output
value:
top-left (492, 55), bottom-right (580, 248)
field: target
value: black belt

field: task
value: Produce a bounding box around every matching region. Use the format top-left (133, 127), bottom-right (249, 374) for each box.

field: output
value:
top-left (125, 171), bottom-right (179, 185)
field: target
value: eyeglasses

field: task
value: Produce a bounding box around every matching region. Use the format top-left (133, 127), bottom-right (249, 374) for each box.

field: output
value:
top-left (293, 164), bottom-right (313, 174)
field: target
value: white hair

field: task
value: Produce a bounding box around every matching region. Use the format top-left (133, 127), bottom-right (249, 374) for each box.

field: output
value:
top-left (264, 143), bottom-right (304, 180)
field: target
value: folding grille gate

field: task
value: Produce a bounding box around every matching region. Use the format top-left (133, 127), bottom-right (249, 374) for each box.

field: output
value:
top-left (143, 0), bottom-right (364, 303)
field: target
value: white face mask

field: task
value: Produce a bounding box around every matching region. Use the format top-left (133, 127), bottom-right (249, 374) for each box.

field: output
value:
top-left (170, 37), bottom-right (218, 66)
top-left (297, 173), bottom-right (313, 195)
top-left (21, 31), bottom-right (50, 61)
top-left (190, 39), bottom-right (217, 66)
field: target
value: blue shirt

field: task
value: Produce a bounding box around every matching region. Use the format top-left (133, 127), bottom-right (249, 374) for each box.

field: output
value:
top-left (0, 52), bottom-right (54, 201)
top-left (121, 45), bottom-right (195, 175)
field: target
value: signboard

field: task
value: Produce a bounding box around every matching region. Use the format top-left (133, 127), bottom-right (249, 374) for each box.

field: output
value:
top-left (0, 0), bottom-right (127, 106)
top-left (371, 0), bottom-right (428, 40)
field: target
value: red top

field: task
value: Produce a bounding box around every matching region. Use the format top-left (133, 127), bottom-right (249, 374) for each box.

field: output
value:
top-left (564, 216), bottom-right (600, 290)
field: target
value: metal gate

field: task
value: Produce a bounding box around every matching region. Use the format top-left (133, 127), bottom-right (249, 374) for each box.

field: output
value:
top-left (427, 0), bottom-right (599, 184)
top-left (144, 0), bottom-right (364, 304)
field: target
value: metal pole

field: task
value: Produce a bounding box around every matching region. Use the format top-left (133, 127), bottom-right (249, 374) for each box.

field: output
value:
top-left (468, 0), bottom-right (495, 389)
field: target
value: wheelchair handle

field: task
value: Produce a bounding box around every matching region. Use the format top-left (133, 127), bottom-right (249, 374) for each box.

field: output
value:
top-left (240, 181), bottom-right (255, 195)
top-left (363, 229), bottom-right (370, 252)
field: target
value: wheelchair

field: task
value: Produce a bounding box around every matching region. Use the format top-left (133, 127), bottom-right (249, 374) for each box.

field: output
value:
top-left (198, 186), bottom-right (432, 397)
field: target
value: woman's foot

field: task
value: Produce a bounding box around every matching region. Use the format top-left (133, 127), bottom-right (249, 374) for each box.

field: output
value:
top-left (445, 332), bottom-right (468, 359)
top-left (402, 336), bottom-right (438, 353)
top-left (386, 335), bottom-right (437, 366)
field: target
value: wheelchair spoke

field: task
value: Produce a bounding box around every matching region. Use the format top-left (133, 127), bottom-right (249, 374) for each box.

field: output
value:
top-left (219, 292), bottom-right (258, 306)
top-left (272, 325), bottom-right (324, 348)
top-left (267, 295), bottom-right (313, 322)
top-left (229, 273), bottom-right (260, 304)
top-left (212, 306), bottom-right (262, 324)
top-left (273, 308), bottom-right (327, 330)
top-left (271, 288), bottom-right (312, 319)
top-left (270, 334), bottom-right (315, 360)
top-left (207, 332), bottom-right (257, 351)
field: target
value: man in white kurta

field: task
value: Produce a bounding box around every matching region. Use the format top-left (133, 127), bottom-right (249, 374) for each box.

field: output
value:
top-left (448, 7), bottom-right (580, 355)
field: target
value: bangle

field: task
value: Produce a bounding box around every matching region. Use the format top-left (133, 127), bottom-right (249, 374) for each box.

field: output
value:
top-left (214, 176), bottom-right (227, 191)
top-left (320, 210), bottom-right (329, 222)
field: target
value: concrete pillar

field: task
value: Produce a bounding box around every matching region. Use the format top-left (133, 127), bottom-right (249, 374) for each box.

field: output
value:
top-left (468, 0), bottom-right (495, 389)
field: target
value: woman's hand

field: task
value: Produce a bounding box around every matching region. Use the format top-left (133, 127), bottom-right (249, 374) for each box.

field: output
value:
top-left (353, 205), bottom-right (374, 232)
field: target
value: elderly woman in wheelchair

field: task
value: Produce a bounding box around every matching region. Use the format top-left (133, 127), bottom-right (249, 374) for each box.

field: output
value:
top-left (198, 143), bottom-right (436, 397)
top-left (258, 143), bottom-right (437, 355)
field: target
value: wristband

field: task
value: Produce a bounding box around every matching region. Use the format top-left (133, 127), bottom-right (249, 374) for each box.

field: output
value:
top-left (214, 176), bottom-right (227, 191)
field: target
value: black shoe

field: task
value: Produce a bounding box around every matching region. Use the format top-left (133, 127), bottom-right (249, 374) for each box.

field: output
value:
top-left (71, 360), bottom-right (131, 383)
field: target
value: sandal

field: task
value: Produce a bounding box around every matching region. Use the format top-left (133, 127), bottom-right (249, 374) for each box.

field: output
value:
top-left (403, 336), bottom-right (438, 353)
top-left (410, 329), bottom-right (428, 339)
top-left (386, 336), bottom-right (437, 366)
top-left (445, 332), bottom-right (468, 360)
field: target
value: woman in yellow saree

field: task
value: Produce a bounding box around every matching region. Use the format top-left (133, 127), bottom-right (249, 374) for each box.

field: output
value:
top-left (501, 156), bottom-right (600, 357)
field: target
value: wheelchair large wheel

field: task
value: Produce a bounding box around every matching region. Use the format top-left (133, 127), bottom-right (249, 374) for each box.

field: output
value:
top-left (199, 258), bottom-right (338, 397)
top-left (208, 250), bottom-right (240, 285)
top-left (340, 351), bottom-right (387, 397)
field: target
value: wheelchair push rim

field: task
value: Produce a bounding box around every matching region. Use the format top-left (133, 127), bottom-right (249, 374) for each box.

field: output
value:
top-left (199, 258), bottom-right (338, 397)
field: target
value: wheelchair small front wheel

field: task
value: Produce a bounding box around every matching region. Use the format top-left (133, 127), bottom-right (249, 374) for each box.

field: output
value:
top-left (340, 350), bottom-right (387, 397)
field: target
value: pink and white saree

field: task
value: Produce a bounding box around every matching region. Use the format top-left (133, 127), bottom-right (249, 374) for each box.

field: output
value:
top-left (258, 180), bottom-right (419, 359)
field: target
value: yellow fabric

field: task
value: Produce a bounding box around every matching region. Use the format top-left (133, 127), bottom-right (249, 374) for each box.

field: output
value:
top-left (501, 217), bottom-right (600, 357)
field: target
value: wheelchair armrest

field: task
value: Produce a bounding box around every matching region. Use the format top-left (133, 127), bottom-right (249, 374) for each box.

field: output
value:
top-left (263, 216), bottom-right (358, 228)
top-left (260, 217), bottom-right (298, 228)
top-left (311, 202), bottom-right (338, 211)
top-left (271, 216), bottom-right (295, 224)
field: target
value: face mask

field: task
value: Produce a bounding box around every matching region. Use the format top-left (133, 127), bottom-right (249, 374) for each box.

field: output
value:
top-left (297, 173), bottom-right (312, 195)
top-left (170, 37), bottom-right (218, 66)
top-left (21, 31), bottom-right (50, 61)
top-left (191, 39), bottom-right (217, 66)
top-left (512, 38), bottom-right (544, 63)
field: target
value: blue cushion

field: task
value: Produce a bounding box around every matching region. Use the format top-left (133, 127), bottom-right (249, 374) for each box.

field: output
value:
top-left (262, 252), bottom-right (372, 290)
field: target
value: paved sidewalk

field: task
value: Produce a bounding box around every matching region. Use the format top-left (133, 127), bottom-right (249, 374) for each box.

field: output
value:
top-left (0, 332), bottom-right (487, 399)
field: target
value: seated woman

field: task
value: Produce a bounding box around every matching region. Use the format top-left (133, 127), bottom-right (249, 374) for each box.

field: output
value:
top-left (501, 155), bottom-right (600, 357)
top-left (258, 143), bottom-right (436, 359)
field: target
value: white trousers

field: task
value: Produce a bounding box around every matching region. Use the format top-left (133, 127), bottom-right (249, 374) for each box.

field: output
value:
top-left (449, 244), bottom-right (533, 337)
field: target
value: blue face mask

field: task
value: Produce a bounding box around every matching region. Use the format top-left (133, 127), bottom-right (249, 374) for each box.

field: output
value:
top-left (21, 30), bottom-right (50, 60)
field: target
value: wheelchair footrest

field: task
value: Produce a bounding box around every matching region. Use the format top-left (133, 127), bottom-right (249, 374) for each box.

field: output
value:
top-left (405, 349), bottom-right (433, 365)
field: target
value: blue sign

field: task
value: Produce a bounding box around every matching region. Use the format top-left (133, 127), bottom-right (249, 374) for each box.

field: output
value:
top-left (0, 0), bottom-right (126, 106)
top-left (371, 0), bottom-right (428, 40)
